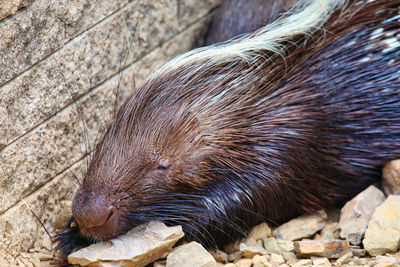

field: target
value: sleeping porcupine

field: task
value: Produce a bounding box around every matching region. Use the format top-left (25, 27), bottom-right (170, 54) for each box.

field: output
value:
top-left (56, 0), bottom-right (400, 255)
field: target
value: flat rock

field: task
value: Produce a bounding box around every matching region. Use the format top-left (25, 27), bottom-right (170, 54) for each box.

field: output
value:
top-left (382, 159), bottom-right (400, 195)
top-left (293, 239), bottom-right (350, 259)
top-left (350, 248), bottom-right (365, 257)
top-left (239, 243), bottom-right (267, 258)
top-left (270, 253), bottom-right (285, 264)
top-left (209, 249), bottom-right (228, 263)
top-left (372, 256), bottom-right (399, 266)
top-left (234, 258), bottom-right (252, 267)
top-left (227, 251), bottom-right (242, 262)
top-left (252, 255), bottom-right (270, 267)
top-left (335, 252), bottom-right (352, 265)
top-left (292, 259), bottom-right (312, 267)
top-left (320, 222), bottom-right (340, 240)
top-left (247, 222), bottom-right (272, 244)
top-left (339, 185), bottom-right (385, 245)
top-left (311, 256), bottom-right (331, 266)
top-left (263, 237), bottom-right (294, 254)
top-left (166, 242), bottom-right (216, 267)
top-left (68, 221), bottom-right (184, 267)
top-left (363, 195), bottom-right (400, 256)
top-left (274, 211), bottom-right (327, 241)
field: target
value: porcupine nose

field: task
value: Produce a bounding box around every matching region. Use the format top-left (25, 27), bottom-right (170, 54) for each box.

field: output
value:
top-left (72, 192), bottom-right (120, 240)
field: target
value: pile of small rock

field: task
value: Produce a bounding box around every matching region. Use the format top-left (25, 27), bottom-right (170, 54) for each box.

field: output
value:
top-left (50, 159), bottom-right (400, 266)
top-left (160, 159), bottom-right (400, 267)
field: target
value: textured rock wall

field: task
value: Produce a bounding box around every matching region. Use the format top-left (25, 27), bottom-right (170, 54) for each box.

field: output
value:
top-left (0, 0), bottom-right (219, 262)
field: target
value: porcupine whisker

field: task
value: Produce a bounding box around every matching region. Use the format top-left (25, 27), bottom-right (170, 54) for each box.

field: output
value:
top-left (55, 58), bottom-right (92, 172)
top-left (68, 169), bottom-right (82, 188)
top-left (93, 98), bottom-right (108, 135)
top-left (114, 19), bottom-right (138, 116)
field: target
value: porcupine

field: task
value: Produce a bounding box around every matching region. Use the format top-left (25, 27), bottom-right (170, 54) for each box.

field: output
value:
top-left (55, 0), bottom-right (400, 255)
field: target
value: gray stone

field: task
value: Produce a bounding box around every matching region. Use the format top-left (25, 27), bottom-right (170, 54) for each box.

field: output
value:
top-left (166, 242), bottom-right (216, 267)
top-left (294, 239), bottom-right (350, 259)
top-left (274, 210), bottom-right (327, 241)
top-left (339, 185), bottom-right (385, 245)
top-left (335, 252), bottom-right (352, 265)
top-left (69, 221), bottom-right (184, 267)
top-left (382, 159), bottom-right (400, 195)
top-left (350, 248), bottom-right (365, 257)
top-left (363, 195), bottom-right (400, 256)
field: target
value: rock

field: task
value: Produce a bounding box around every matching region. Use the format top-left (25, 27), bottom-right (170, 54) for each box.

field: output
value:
top-left (166, 242), bottom-right (216, 267)
top-left (335, 252), bottom-right (352, 265)
top-left (154, 261), bottom-right (167, 267)
top-left (311, 257), bottom-right (331, 266)
top-left (234, 258), bottom-right (252, 267)
top-left (282, 252), bottom-right (297, 261)
top-left (224, 264), bottom-right (236, 267)
top-left (223, 241), bottom-right (241, 254)
top-left (247, 222), bottom-right (272, 244)
top-left (209, 250), bottom-right (228, 263)
top-left (372, 256), bottom-right (399, 266)
top-left (68, 221), bottom-right (184, 267)
top-left (239, 243), bottom-right (266, 258)
top-left (54, 200), bottom-right (72, 229)
top-left (270, 253), bottom-right (285, 264)
top-left (274, 211), bottom-right (327, 241)
top-left (350, 248), bottom-right (365, 257)
top-left (363, 195), bottom-right (400, 256)
top-left (293, 239), bottom-right (350, 259)
top-left (382, 159), bottom-right (400, 195)
top-left (373, 261), bottom-right (399, 267)
top-left (292, 259), bottom-right (312, 267)
top-left (227, 251), bottom-right (242, 262)
top-left (338, 185), bottom-right (385, 245)
top-left (263, 237), bottom-right (294, 254)
top-left (320, 222), bottom-right (340, 240)
top-left (252, 255), bottom-right (271, 267)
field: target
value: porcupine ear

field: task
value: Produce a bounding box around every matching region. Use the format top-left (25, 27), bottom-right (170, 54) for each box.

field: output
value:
top-left (54, 217), bottom-right (95, 256)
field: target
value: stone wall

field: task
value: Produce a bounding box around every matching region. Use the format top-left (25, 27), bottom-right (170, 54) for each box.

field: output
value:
top-left (0, 0), bottom-right (219, 263)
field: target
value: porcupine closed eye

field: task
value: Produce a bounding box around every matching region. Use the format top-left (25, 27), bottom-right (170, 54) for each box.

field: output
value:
top-left (55, 0), bottom-right (400, 255)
